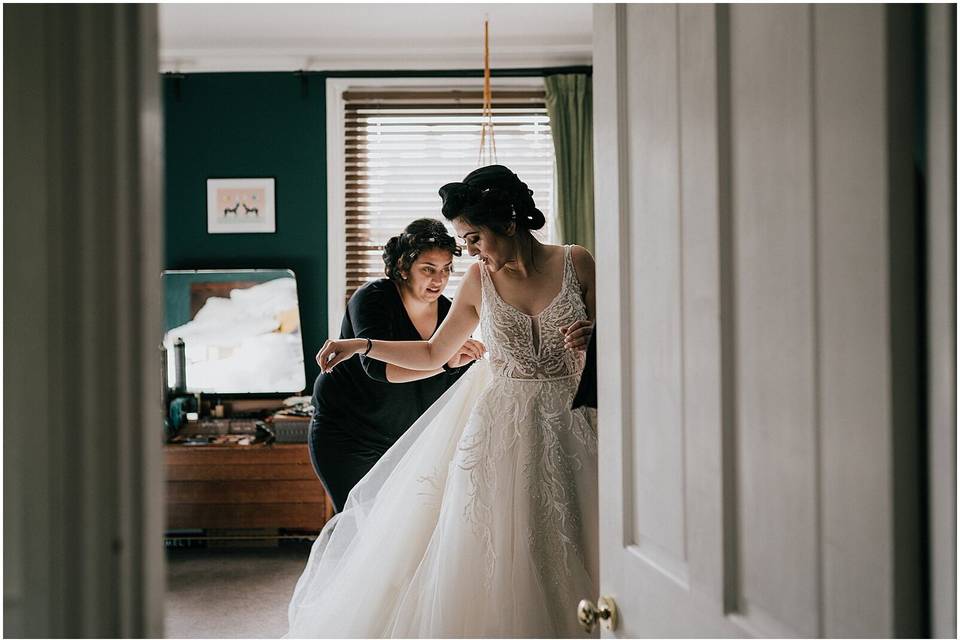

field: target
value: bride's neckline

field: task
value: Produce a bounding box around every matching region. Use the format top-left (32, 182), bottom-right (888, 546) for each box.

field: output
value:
top-left (484, 246), bottom-right (568, 319)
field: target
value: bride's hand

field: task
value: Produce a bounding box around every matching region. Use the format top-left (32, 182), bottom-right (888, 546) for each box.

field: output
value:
top-left (316, 338), bottom-right (366, 373)
top-left (560, 319), bottom-right (593, 351)
top-left (446, 338), bottom-right (486, 368)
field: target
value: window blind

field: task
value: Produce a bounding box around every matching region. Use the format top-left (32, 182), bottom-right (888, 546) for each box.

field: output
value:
top-left (342, 89), bottom-right (555, 305)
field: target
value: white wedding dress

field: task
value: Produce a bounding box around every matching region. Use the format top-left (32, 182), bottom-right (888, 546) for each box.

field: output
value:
top-left (287, 245), bottom-right (598, 638)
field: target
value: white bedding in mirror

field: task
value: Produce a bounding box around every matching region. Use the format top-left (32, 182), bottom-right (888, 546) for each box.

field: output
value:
top-left (164, 277), bottom-right (305, 393)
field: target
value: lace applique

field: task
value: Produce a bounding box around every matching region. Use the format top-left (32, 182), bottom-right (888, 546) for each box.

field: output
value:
top-left (456, 245), bottom-right (598, 591)
top-left (479, 245), bottom-right (587, 381)
top-left (415, 464), bottom-right (446, 509)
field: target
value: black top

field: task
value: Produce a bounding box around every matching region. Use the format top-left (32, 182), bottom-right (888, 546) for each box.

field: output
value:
top-left (311, 278), bottom-right (470, 451)
top-left (571, 330), bottom-right (597, 410)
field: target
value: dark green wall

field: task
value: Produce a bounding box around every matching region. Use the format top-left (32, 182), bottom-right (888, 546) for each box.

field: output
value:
top-left (163, 68), bottom-right (590, 391)
top-left (163, 72), bottom-right (327, 389)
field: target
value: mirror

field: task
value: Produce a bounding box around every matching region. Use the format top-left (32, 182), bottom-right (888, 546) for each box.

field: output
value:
top-left (162, 269), bottom-right (306, 394)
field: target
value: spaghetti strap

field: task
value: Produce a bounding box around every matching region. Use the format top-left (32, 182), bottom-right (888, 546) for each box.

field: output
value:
top-left (563, 244), bottom-right (583, 294)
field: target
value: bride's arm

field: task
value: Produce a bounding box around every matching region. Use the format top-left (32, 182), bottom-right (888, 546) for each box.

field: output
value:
top-left (317, 263), bottom-right (483, 373)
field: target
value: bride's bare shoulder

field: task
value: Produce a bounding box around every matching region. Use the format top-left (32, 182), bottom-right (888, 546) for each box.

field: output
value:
top-left (568, 244), bottom-right (595, 287)
top-left (540, 242), bottom-right (569, 263)
top-left (463, 261), bottom-right (482, 282)
top-left (568, 243), bottom-right (595, 261)
top-left (454, 261), bottom-right (483, 304)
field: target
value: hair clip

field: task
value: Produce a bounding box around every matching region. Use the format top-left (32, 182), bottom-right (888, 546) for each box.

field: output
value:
top-left (427, 236), bottom-right (436, 242)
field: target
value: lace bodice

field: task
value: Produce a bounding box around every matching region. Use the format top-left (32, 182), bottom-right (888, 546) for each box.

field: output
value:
top-left (478, 245), bottom-right (588, 380)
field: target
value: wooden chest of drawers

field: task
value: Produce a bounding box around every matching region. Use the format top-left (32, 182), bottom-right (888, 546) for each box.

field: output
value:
top-left (164, 443), bottom-right (334, 531)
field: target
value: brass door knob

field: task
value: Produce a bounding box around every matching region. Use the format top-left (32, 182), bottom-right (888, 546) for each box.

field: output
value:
top-left (577, 595), bottom-right (618, 633)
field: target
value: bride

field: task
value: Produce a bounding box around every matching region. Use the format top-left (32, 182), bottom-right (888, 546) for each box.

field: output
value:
top-left (286, 165), bottom-right (598, 638)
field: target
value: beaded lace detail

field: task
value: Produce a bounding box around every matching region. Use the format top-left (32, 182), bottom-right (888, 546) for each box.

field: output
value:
top-left (453, 245), bottom-right (597, 594)
top-left (478, 245), bottom-right (588, 380)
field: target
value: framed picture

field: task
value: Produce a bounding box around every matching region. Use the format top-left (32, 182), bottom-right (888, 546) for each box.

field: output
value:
top-left (207, 178), bottom-right (276, 234)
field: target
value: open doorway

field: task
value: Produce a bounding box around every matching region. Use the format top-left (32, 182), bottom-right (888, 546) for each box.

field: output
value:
top-left (157, 4), bottom-right (593, 637)
top-left (5, 4), bottom-right (953, 639)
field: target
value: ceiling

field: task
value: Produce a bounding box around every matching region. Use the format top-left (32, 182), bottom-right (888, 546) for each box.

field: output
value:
top-left (159, 3), bottom-right (593, 72)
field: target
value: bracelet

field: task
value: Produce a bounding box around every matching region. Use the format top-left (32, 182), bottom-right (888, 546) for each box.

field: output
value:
top-left (362, 337), bottom-right (373, 356)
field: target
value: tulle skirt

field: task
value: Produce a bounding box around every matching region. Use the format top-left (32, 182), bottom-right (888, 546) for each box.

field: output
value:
top-left (286, 360), bottom-right (599, 638)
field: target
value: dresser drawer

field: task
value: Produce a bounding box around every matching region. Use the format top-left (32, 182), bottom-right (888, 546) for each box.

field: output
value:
top-left (164, 443), bottom-right (333, 530)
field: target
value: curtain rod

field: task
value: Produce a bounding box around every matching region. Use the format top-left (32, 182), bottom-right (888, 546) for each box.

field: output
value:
top-left (323, 66), bottom-right (593, 78)
top-left (164, 66), bottom-right (593, 80)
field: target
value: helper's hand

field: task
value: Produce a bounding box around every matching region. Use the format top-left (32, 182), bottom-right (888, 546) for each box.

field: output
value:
top-left (316, 338), bottom-right (366, 373)
top-left (560, 319), bottom-right (593, 352)
top-left (446, 338), bottom-right (486, 368)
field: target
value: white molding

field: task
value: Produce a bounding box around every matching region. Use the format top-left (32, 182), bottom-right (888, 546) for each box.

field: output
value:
top-left (325, 78), bottom-right (347, 342)
top-left (324, 75), bottom-right (547, 341)
top-left (160, 46), bottom-right (591, 74)
top-left (592, 0), bottom-right (631, 600)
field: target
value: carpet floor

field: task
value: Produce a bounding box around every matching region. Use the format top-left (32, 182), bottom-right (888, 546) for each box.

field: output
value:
top-left (165, 543), bottom-right (312, 639)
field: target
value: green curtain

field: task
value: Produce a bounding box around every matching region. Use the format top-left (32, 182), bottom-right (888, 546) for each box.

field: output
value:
top-left (545, 73), bottom-right (595, 254)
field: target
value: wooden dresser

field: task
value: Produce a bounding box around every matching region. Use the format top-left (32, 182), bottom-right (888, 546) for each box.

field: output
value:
top-left (164, 443), bottom-right (334, 532)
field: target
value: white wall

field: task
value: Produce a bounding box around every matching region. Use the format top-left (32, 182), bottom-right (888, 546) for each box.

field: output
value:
top-left (158, 3), bottom-right (593, 72)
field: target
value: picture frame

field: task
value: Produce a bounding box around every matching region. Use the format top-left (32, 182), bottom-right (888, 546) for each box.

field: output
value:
top-left (206, 177), bottom-right (276, 234)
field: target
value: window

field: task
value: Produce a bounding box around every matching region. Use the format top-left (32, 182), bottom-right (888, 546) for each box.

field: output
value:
top-left (328, 83), bottom-right (556, 334)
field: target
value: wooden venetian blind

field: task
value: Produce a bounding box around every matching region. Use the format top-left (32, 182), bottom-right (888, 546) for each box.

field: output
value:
top-left (343, 89), bottom-right (555, 304)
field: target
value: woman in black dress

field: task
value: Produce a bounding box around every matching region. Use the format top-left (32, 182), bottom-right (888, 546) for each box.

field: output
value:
top-left (308, 218), bottom-right (484, 512)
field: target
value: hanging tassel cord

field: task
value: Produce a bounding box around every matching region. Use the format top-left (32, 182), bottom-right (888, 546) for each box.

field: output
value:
top-left (478, 16), bottom-right (497, 166)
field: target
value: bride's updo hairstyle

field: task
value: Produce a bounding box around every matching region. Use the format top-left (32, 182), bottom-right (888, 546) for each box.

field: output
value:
top-left (382, 218), bottom-right (461, 283)
top-left (438, 165), bottom-right (546, 236)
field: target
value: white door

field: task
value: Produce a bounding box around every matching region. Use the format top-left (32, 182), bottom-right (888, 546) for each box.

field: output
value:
top-left (591, 4), bottom-right (926, 637)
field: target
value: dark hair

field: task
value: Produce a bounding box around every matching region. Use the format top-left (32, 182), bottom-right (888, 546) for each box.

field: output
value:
top-left (438, 165), bottom-right (545, 235)
top-left (382, 218), bottom-right (461, 282)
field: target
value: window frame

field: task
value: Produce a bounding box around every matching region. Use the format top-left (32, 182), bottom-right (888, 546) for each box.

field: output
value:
top-left (325, 76), bottom-right (549, 339)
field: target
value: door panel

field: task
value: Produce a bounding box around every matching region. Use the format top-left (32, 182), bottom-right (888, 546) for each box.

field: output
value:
top-left (593, 4), bottom-right (922, 637)
top-left (595, 5), bottom-right (741, 637)
top-left (624, 3), bottom-right (687, 573)
top-left (729, 6), bottom-right (819, 636)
